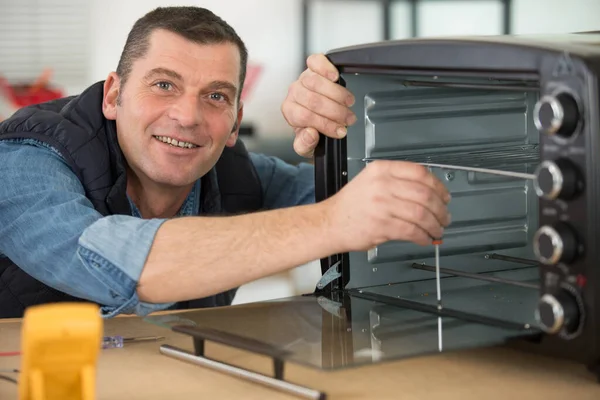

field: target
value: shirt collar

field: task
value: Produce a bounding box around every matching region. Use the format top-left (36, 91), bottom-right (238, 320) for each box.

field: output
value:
top-left (127, 179), bottom-right (201, 218)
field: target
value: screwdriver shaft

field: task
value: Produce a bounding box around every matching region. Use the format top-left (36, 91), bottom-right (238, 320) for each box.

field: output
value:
top-left (434, 240), bottom-right (442, 352)
top-left (435, 243), bottom-right (441, 309)
top-left (435, 242), bottom-right (442, 351)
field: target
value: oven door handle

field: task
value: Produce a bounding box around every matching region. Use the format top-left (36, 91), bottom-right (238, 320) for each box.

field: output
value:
top-left (161, 325), bottom-right (326, 400)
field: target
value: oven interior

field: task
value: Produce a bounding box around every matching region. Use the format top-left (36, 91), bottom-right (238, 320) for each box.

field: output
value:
top-left (340, 70), bottom-right (542, 331)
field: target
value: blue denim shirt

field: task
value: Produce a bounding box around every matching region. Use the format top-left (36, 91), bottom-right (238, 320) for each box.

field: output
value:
top-left (0, 139), bottom-right (315, 317)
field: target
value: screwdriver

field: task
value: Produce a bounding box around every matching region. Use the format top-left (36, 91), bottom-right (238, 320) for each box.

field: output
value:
top-left (433, 238), bottom-right (443, 352)
top-left (432, 238), bottom-right (443, 311)
top-left (102, 335), bottom-right (165, 349)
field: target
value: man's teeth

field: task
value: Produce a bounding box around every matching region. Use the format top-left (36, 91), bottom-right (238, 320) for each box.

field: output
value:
top-left (154, 135), bottom-right (198, 148)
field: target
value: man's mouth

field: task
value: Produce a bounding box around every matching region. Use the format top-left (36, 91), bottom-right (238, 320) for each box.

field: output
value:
top-left (153, 135), bottom-right (199, 149)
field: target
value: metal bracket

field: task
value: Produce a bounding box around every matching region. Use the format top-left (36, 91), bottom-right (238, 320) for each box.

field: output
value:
top-left (316, 296), bottom-right (344, 319)
top-left (316, 261), bottom-right (341, 290)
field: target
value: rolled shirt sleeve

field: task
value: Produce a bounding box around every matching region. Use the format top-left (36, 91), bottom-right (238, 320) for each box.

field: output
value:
top-left (0, 140), bottom-right (173, 317)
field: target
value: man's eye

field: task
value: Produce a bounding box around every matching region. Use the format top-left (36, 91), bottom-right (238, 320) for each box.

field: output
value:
top-left (210, 93), bottom-right (227, 101)
top-left (155, 81), bottom-right (172, 91)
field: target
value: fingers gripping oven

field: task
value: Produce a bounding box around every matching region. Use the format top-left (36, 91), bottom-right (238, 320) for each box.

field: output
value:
top-left (314, 32), bottom-right (600, 377)
top-left (152, 33), bottom-right (600, 388)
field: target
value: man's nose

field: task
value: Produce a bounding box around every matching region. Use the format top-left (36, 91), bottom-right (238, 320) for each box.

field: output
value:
top-left (168, 94), bottom-right (201, 128)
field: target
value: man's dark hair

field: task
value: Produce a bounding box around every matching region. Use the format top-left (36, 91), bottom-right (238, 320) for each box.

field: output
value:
top-left (116, 6), bottom-right (248, 102)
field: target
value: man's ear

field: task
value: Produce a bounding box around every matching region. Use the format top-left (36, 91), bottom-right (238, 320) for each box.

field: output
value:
top-left (225, 100), bottom-right (244, 147)
top-left (102, 72), bottom-right (120, 121)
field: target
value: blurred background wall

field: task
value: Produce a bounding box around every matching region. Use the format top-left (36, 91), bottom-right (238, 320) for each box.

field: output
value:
top-left (1, 0), bottom-right (599, 304)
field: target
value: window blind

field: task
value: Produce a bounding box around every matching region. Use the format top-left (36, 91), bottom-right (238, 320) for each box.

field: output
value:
top-left (0, 0), bottom-right (91, 88)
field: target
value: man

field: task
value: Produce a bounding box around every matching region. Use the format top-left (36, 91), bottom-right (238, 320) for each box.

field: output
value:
top-left (0, 7), bottom-right (451, 319)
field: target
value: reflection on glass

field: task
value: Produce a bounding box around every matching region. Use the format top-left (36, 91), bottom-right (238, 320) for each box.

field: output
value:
top-left (438, 316), bottom-right (442, 352)
top-left (145, 292), bottom-right (537, 371)
top-left (359, 265), bottom-right (540, 329)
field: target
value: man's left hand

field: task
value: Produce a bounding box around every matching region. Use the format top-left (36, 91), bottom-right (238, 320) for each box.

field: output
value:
top-left (281, 54), bottom-right (357, 158)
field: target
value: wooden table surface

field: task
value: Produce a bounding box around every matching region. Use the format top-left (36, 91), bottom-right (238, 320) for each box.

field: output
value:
top-left (2, 313), bottom-right (600, 400)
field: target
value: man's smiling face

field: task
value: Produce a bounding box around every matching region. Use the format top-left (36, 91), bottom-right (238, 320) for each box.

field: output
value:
top-left (105, 28), bottom-right (243, 189)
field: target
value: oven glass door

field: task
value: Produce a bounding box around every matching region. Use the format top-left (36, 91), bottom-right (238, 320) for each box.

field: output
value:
top-left (144, 291), bottom-right (538, 371)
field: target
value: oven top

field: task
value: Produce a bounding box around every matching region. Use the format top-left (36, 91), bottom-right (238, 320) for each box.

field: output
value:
top-left (326, 32), bottom-right (600, 74)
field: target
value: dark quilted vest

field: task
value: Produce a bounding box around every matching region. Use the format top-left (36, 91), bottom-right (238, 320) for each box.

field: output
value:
top-left (0, 81), bottom-right (263, 318)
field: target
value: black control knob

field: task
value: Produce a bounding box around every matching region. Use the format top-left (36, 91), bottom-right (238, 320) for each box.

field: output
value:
top-left (536, 291), bottom-right (581, 334)
top-left (534, 92), bottom-right (580, 137)
top-left (533, 158), bottom-right (582, 200)
top-left (533, 223), bottom-right (578, 265)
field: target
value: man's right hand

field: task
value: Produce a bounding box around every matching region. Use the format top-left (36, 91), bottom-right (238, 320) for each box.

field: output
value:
top-left (325, 160), bottom-right (452, 251)
top-left (281, 54), bottom-right (356, 158)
